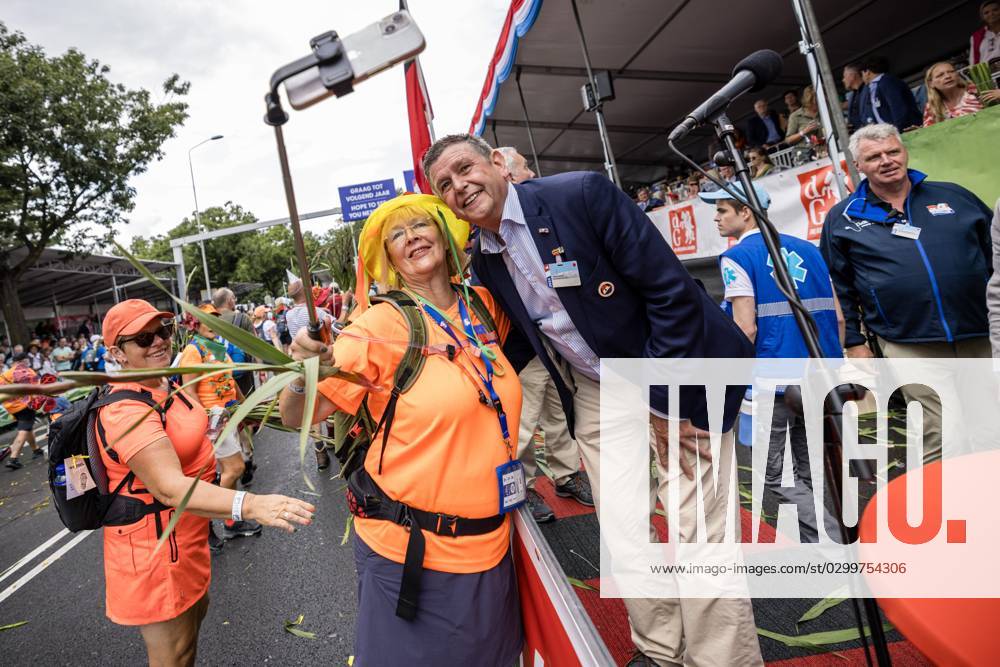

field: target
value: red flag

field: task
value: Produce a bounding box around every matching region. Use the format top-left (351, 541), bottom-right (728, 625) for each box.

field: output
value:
top-left (401, 0), bottom-right (434, 193)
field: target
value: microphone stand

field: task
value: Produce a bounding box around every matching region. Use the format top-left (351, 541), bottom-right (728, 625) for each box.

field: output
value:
top-left (669, 113), bottom-right (891, 667)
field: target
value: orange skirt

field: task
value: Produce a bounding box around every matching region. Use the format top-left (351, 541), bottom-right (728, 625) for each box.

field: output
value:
top-left (103, 509), bottom-right (211, 626)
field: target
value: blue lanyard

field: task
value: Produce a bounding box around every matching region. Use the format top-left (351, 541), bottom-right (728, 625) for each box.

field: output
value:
top-left (420, 295), bottom-right (512, 456)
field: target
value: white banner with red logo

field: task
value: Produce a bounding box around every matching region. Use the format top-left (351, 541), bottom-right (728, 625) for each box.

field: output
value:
top-left (647, 159), bottom-right (844, 259)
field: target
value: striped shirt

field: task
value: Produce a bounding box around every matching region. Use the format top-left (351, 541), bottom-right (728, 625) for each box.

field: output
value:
top-left (479, 185), bottom-right (601, 381)
top-left (922, 87), bottom-right (984, 127)
top-left (285, 304), bottom-right (332, 339)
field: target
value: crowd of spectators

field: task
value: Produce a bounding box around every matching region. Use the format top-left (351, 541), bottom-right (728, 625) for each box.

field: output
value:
top-left (0, 334), bottom-right (115, 376)
top-left (630, 1), bottom-right (999, 209)
top-left (0, 280), bottom-right (354, 382)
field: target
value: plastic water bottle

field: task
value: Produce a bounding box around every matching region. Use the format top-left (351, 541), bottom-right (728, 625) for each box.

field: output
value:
top-left (54, 463), bottom-right (67, 487)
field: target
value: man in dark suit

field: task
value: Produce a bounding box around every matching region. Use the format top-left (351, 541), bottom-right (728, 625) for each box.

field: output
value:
top-left (857, 56), bottom-right (921, 131)
top-left (423, 134), bottom-right (762, 667)
top-left (842, 63), bottom-right (867, 131)
top-left (746, 98), bottom-right (785, 148)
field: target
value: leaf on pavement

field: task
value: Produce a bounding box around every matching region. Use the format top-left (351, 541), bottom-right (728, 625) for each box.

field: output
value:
top-left (0, 621), bottom-right (28, 632)
top-left (284, 614), bottom-right (317, 639)
top-left (757, 622), bottom-right (893, 649)
top-left (567, 577), bottom-right (599, 592)
top-left (797, 586), bottom-right (849, 625)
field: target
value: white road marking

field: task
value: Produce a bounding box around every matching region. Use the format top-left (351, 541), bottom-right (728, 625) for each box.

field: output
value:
top-left (0, 528), bottom-right (70, 585)
top-left (0, 530), bottom-right (94, 605)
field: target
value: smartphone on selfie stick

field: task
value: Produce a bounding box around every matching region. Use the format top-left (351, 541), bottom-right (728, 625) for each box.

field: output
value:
top-left (264, 10), bottom-right (426, 342)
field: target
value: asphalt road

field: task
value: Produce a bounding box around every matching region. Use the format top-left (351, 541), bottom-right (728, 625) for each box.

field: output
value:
top-left (0, 424), bottom-right (359, 666)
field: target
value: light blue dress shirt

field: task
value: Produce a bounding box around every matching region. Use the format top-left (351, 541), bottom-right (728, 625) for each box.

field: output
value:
top-left (868, 73), bottom-right (886, 124)
top-left (478, 185), bottom-right (601, 381)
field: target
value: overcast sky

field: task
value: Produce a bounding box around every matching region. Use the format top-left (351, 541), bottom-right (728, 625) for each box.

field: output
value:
top-left (4, 0), bottom-right (509, 244)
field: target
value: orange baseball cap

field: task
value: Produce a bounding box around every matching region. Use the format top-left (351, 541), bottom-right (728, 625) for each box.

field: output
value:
top-left (103, 299), bottom-right (174, 344)
top-left (198, 303), bottom-right (221, 316)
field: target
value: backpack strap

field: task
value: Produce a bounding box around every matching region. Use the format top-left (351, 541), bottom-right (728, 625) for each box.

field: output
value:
top-left (93, 388), bottom-right (170, 469)
top-left (234, 310), bottom-right (252, 331)
top-left (372, 290), bottom-right (428, 393)
top-left (368, 291), bottom-right (429, 475)
top-left (91, 387), bottom-right (174, 523)
top-left (93, 388), bottom-right (170, 459)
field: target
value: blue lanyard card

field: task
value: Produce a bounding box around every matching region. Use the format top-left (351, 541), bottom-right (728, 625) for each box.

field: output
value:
top-left (496, 460), bottom-right (527, 514)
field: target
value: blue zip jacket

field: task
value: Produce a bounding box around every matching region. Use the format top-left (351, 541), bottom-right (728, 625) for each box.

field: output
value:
top-left (820, 170), bottom-right (992, 347)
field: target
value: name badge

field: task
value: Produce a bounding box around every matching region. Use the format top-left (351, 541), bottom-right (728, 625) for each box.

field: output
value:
top-left (545, 261), bottom-right (582, 288)
top-left (495, 460), bottom-right (527, 514)
top-left (891, 223), bottom-right (921, 240)
top-left (64, 456), bottom-right (96, 500)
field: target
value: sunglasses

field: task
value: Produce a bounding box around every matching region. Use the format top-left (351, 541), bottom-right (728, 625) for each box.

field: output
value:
top-left (118, 320), bottom-right (175, 348)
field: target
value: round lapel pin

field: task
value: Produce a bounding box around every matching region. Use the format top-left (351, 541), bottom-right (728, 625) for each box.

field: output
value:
top-left (598, 281), bottom-right (615, 298)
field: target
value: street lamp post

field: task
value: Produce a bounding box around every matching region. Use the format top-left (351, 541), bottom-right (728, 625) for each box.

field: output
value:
top-left (188, 135), bottom-right (224, 299)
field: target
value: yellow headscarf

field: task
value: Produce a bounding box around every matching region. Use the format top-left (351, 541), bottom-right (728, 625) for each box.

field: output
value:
top-left (354, 194), bottom-right (470, 313)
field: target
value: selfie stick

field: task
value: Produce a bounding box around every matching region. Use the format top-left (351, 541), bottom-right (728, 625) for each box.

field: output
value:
top-left (264, 31), bottom-right (354, 342)
top-left (668, 113), bottom-right (891, 667)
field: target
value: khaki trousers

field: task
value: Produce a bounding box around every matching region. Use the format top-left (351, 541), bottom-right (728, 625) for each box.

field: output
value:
top-left (878, 336), bottom-right (991, 463)
top-left (569, 367), bottom-right (763, 667)
top-left (516, 357), bottom-right (581, 487)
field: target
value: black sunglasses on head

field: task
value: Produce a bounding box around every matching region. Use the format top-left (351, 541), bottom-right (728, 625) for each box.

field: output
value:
top-left (118, 320), bottom-right (175, 348)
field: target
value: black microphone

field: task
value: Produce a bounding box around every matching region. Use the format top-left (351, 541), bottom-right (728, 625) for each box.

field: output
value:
top-left (668, 50), bottom-right (783, 142)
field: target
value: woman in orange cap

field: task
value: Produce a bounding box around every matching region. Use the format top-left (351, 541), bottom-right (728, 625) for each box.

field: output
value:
top-left (99, 299), bottom-right (315, 665)
top-left (178, 303), bottom-right (260, 548)
top-left (280, 194), bottom-right (523, 665)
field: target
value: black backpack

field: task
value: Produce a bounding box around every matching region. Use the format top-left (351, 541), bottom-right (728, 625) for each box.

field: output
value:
top-left (48, 386), bottom-right (172, 532)
top-left (276, 312), bottom-right (292, 345)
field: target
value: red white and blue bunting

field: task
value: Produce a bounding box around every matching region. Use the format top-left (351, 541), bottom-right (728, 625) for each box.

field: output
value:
top-left (468, 0), bottom-right (543, 137)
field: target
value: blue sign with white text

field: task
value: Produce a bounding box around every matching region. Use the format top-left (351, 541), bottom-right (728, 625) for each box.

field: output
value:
top-left (338, 178), bottom-right (396, 222)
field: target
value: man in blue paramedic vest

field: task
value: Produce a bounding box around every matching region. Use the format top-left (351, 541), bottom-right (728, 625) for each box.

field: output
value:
top-left (702, 182), bottom-right (844, 543)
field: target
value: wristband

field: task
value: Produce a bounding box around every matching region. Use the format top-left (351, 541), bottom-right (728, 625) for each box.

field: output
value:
top-left (232, 490), bottom-right (247, 521)
top-left (288, 381), bottom-right (305, 395)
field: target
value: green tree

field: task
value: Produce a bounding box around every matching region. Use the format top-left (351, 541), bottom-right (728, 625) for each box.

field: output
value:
top-left (0, 23), bottom-right (188, 344)
top-left (313, 219), bottom-right (362, 292)
top-left (132, 202), bottom-right (323, 302)
top-left (232, 224), bottom-right (321, 299)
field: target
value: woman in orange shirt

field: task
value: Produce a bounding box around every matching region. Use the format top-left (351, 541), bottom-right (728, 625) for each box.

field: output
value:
top-left (178, 303), bottom-right (261, 546)
top-left (280, 195), bottom-right (523, 665)
top-left (98, 299), bottom-right (315, 666)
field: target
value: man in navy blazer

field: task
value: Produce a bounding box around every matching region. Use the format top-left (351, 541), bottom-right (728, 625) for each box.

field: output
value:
top-left (858, 57), bottom-right (921, 132)
top-left (424, 135), bottom-right (762, 667)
